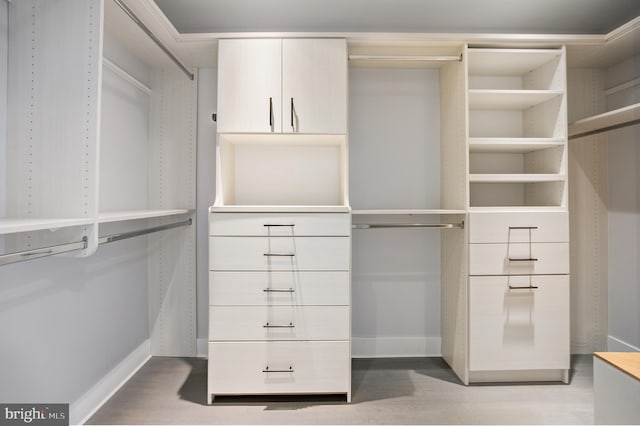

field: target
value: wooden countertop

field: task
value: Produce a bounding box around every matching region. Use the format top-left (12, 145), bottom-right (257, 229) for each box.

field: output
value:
top-left (594, 352), bottom-right (640, 381)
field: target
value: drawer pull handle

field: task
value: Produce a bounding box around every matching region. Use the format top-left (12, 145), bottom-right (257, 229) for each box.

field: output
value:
top-left (263, 288), bottom-right (295, 293)
top-left (263, 253), bottom-right (295, 257)
top-left (263, 322), bottom-right (294, 328)
top-left (263, 224), bottom-right (295, 227)
top-left (509, 226), bottom-right (538, 230)
top-left (263, 366), bottom-right (294, 373)
top-left (508, 257), bottom-right (538, 262)
top-left (509, 285), bottom-right (539, 290)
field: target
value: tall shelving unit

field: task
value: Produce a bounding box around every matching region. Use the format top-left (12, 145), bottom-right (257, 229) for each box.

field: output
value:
top-left (0, 0), bottom-right (197, 356)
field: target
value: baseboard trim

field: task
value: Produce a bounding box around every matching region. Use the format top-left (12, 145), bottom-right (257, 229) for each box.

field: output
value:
top-left (352, 337), bottom-right (441, 358)
top-left (197, 337), bottom-right (208, 358)
top-left (607, 335), bottom-right (640, 352)
top-left (72, 339), bottom-right (151, 425)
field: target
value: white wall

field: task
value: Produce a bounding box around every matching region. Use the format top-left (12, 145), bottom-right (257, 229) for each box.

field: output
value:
top-left (196, 68), bottom-right (217, 346)
top-left (0, 0), bottom-right (7, 252)
top-left (0, 238), bottom-right (149, 420)
top-left (349, 67), bottom-right (442, 357)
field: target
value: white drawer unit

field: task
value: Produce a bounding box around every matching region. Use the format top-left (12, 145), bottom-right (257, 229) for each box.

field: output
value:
top-left (468, 211), bottom-right (569, 243)
top-left (469, 275), bottom-right (570, 372)
top-left (210, 236), bottom-right (350, 271)
top-left (209, 306), bottom-right (350, 341)
top-left (210, 212), bottom-right (351, 236)
top-left (208, 341), bottom-right (350, 396)
top-left (208, 210), bottom-right (351, 402)
top-left (209, 271), bottom-right (350, 306)
top-left (469, 242), bottom-right (570, 275)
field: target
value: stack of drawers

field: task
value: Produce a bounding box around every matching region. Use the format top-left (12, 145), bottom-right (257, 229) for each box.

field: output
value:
top-left (207, 212), bottom-right (351, 402)
top-left (467, 211), bottom-right (570, 381)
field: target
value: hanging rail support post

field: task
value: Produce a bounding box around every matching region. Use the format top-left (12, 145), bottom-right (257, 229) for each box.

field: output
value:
top-left (111, 0), bottom-right (194, 81)
top-left (99, 218), bottom-right (192, 245)
top-left (0, 237), bottom-right (88, 267)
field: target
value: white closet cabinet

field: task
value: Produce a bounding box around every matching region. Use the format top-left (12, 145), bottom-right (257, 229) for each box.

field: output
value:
top-left (461, 47), bottom-right (570, 384)
top-left (217, 38), bottom-right (347, 134)
top-left (210, 38), bottom-right (351, 402)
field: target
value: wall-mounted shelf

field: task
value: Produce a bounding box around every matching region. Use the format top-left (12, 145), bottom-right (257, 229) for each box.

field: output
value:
top-left (209, 205), bottom-right (351, 213)
top-left (568, 103), bottom-right (640, 139)
top-left (468, 90), bottom-right (563, 110)
top-left (469, 174), bottom-right (566, 183)
top-left (352, 209), bottom-right (465, 215)
top-left (469, 138), bottom-right (565, 153)
top-left (98, 209), bottom-right (192, 223)
top-left (0, 218), bottom-right (96, 235)
top-left (467, 49), bottom-right (562, 76)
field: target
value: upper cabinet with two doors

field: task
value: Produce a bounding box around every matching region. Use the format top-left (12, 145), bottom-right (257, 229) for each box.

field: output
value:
top-left (217, 38), bottom-right (348, 134)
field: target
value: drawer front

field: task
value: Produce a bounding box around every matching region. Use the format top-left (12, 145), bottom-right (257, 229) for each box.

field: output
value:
top-left (469, 275), bottom-right (570, 371)
top-left (469, 211), bottom-right (569, 243)
top-left (209, 306), bottom-right (349, 341)
top-left (209, 271), bottom-right (350, 306)
top-left (208, 341), bottom-right (350, 395)
top-left (210, 236), bottom-right (350, 271)
top-left (210, 213), bottom-right (351, 236)
top-left (469, 242), bottom-right (569, 275)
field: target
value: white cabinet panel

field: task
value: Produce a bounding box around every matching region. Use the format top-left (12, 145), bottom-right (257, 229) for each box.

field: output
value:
top-left (469, 242), bottom-right (569, 275)
top-left (210, 236), bottom-right (350, 271)
top-left (208, 341), bottom-right (350, 395)
top-left (282, 39), bottom-right (347, 134)
top-left (469, 211), bottom-right (569, 243)
top-left (217, 39), bottom-right (282, 133)
top-left (469, 275), bottom-right (570, 371)
top-left (210, 212), bottom-right (351, 236)
top-left (209, 271), bottom-right (350, 306)
top-left (209, 306), bottom-right (349, 341)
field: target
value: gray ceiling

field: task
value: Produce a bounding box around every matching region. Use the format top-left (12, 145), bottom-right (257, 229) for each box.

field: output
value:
top-left (153, 0), bottom-right (640, 35)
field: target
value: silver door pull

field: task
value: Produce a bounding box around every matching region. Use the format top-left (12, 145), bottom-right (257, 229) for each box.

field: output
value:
top-left (509, 226), bottom-right (538, 230)
top-left (509, 285), bottom-right (539, 290)
top-left (263, 253), bottom-right (295, 257)
top-left (508, 257), bottom-right (538, 262)
top-left (263, 322), bottom-right (294, 328)
top-left (263, 366), bottom-right (294, 373)
top-left (263, 224), bottom-right (295, 227)
top-left (263, 288), bottom-right (295, 293)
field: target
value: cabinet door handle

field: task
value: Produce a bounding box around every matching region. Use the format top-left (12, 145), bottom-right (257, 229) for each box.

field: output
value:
top-left (509, 285), bottom-right (539, 290)
top-left (269, 97), bottom-right (273, 128)
top-left (290, 97), bottom-right (294, 130)
top-left (263, 322), bottom-right (294, 328)
top-left (263, 288), bottom-right (295, 293)
top-left (509, 226), bottom-right (538, 230)
top-left (508, 257), bottom-right (538, 262)
top-left (263, 366), bottom-right (294, 373)
top-left (263, 253), bottom-right (295, 257)
top-left (263, 224), bottom-right (295, 227)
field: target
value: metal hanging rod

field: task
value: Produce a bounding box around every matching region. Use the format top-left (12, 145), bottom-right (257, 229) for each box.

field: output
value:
top-left (569, 118), bottom-right (640, 140)
top-left (353, 222), bottom-right (464, 229)
top-left (99, 218), bottom-right (192, 245)
top-left (111, 0), bottom-right (194, 81)
top-left (349, 54), bottom-right (462, 62)
top-left (0, 237), bottom-right (88, 267)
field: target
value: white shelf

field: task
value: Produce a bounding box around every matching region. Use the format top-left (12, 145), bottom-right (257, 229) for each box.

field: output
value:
top-left (468, 90), bottom-right (562, 110)
top-left (468, 206), bottom-right (568, 213)
top-left (468, 138), bottom-right (565, 153)
top-left (98, 209), bottom-right (192, 224)
top-left (0, 217), bottom-right (96, 235)
top-left (467, 49), bottom-right (562, 76)
top-left (469, 174), bottom-right (566, 183)
top-left (568, 103), bottom-right (640, 139)
top-left (209, 205), bottom-right (351, 213)
top-left (352, 209), bottom-right (466, 215)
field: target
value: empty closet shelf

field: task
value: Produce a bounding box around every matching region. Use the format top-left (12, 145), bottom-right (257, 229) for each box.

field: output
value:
top-left (98, 209), bottom-right (192, 223)
top-left (0, 217), bottom-right (96, 235)
top-left (468, 90), bottom-right (563, 110)
top-left (568, 103), bottom-right (640, 139)
top-left (351, 209), bottom-right (466, 215)
top-left (469, 174), bottom-right (566, 183)
top-left (468, 138), bottom-right (565, 153)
